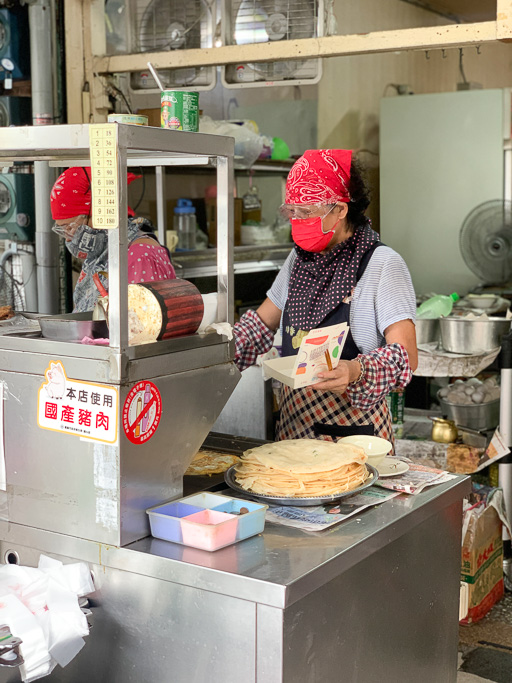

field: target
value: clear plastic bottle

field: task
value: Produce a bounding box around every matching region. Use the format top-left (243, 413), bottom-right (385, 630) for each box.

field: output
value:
top-left (174, 199), bottom-right (197, 250)
top-left (416, 292), bottom-right (460, 319)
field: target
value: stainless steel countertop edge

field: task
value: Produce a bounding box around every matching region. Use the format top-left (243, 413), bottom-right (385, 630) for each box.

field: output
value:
top-left (283, 474), bottom-right (471, 607)
top-left (0, 521), bottom-right (287, 609)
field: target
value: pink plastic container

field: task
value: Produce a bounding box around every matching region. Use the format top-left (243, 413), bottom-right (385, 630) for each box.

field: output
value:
top-left (180, 509), bottom-right (238, 551)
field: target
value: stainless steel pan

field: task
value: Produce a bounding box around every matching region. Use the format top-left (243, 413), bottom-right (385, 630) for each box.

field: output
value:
top-left (38, 312), bottom-right (109, 342)
top-left (440, 316), bottom-right (511, 354)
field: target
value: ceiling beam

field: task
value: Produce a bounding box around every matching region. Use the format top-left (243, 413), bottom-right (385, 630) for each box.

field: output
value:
top-left (497, 0), bottom-right (512, 39)
top-left (93, 21), bottom-right (498, 75)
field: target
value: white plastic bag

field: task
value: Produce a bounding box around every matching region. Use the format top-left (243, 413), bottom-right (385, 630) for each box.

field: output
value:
top-left (0, 555), bottom-right (94, 681)
top-left (199, 116), bottom-right (264, 168)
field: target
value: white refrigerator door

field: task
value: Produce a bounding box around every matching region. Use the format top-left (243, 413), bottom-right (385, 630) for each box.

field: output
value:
top-left (380, 89), bottom-right (507, 296)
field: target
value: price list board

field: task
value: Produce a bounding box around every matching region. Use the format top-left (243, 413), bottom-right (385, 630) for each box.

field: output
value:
top-left (89, 124), bottom-right (119, 229)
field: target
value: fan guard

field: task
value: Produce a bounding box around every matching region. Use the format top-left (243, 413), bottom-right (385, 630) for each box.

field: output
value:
top-left (459, 199), bottom-right (512, 285)
top-left (222, 0), bottom-right (322, 87)
top-left (128, 0), bottom-right (215, 91)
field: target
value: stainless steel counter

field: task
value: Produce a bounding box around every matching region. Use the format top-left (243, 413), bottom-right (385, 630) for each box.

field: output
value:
top-left (0, 475), bottom-right (469, 683)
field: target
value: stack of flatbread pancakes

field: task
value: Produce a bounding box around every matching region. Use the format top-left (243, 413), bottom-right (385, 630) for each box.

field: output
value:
top-left (234, 439), bottom-right (369, 498)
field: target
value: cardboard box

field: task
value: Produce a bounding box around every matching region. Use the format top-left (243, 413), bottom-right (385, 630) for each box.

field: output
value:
top-left (263, 323), bottom-right (349, 389)
top-left (460, 505), bottom-right (504, 624)
top-left (207, 198), bottom-right (242, 247)
top-left (137, 108), bottom-right (161, 128)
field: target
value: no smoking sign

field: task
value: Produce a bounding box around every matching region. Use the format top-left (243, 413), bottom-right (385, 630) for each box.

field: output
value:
top-left (122, 381), bottom-right (162, 445)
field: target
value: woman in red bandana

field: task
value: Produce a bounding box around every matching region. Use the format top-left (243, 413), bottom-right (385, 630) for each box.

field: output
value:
top-left (51, 167), bottom-right (176, 312)
top-left (234, 149), bottom-right (417, 443)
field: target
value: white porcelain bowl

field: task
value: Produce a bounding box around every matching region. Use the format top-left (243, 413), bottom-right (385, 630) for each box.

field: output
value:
top-left (338, 435), bottom-right (393, 467)
top-left (466, 294), bottom-right (498, 310)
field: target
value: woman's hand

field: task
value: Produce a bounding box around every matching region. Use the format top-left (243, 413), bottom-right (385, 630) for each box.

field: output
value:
top-left (313, 359), bottom-right (361, 395)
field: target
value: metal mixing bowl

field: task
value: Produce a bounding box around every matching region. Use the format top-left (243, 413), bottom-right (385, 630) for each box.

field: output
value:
top-left (415, 318), bottom-right (441, 345)
top-left (439, 317), bottom-right (511, 354)
top-left (437, 390), bottom-right (500, 431)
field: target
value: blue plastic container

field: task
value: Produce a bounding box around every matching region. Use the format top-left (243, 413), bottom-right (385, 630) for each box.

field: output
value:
top-left (146, 502), bottom-right (203, 543)
top-left (212, 499), bottom-right (267, 540)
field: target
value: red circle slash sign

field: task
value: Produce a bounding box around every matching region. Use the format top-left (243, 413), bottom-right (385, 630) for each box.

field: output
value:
top-left (122, 381), bottom-right (162, 445)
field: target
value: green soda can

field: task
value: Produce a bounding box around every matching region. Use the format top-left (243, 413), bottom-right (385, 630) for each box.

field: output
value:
top-left (386, 389), bottom-right (405, 424)
top-left (161, 91), bottom-right (199, 132)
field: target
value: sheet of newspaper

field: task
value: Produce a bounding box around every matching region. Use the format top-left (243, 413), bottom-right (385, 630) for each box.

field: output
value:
top-left (475, 428), bottom-right (511, 473)
top-left (375, 462), bottom-right (456, 495)
top-left (265, 486), bottom-right (399, 532)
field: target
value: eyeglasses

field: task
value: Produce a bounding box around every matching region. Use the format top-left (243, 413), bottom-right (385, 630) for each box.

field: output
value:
top-left (52, 215), bottom-right (89, 239)
top-left (279, 203), bottom-right (337, 221)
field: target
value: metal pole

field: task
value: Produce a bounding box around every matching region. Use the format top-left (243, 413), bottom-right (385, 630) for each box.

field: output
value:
top-left (216, 155), bottom-right (234, 326)
top-left (19, 247), bottom-right (38, 312)
top-left (29, 0), bottom-right (59, 313)
top-left (155, 166), bottom-right (167, 246)
top-left (498, 331), bottom-right (512, 587)
top-left (108, 137), bottom-right (129, 353)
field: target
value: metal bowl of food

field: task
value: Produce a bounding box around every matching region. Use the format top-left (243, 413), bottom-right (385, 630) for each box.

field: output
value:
top-left (39, 312), bottom-right (109, 342)
top-left (437, 390), bottom-right (500, 431)
top-left (439, 316), bottom-right (511, 354)
top-left (415, 318), bottom-right (441, 345)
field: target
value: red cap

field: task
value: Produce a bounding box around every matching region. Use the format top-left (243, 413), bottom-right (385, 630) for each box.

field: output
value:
top-left (51, 167), bottom-right (142, 219)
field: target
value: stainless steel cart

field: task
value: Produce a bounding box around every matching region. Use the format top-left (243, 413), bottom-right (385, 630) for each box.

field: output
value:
top-left (0, 124), bottom-right (470, 683)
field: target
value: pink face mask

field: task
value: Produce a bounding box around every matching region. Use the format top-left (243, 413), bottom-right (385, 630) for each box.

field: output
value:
top-left (291, 216), bottom-right (336, 252)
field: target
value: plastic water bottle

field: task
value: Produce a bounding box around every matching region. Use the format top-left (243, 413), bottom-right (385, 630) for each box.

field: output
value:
top-left (174, 199), bottom-right (197, 250)
top-left (416, 292), bottom-right (460, 319)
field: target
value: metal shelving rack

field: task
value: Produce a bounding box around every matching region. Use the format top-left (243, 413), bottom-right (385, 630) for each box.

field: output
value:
top-left (0, 123), bottom-right (235, 354)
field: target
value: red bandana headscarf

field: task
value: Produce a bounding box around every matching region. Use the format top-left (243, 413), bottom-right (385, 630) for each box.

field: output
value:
top-left (50, 167), bottom-right (141, 219)
top-left (285, 149), bottom-right (352, 205)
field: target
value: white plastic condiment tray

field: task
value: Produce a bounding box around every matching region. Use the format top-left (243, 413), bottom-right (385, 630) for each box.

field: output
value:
top-left (146, 492), bottom-right (267, 552)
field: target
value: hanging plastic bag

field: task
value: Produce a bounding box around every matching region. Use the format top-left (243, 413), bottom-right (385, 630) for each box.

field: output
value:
top-left (0, 555), bottom-right (94, 681)
top-left (199, 116), bottom-right (264, 168)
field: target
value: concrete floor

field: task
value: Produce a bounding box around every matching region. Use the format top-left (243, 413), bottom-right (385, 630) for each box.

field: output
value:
top-left (457, 592), bottom-right (512, 683)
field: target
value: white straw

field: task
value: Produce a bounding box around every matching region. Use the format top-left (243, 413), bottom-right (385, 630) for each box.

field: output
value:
top-left (147, 62), bottom-right (165, 92)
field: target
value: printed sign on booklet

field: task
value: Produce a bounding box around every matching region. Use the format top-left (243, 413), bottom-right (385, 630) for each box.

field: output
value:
top-left (263, 322), bottom-right (349, 390)
top-left (122, 381), bottom-right (162, 445)
top-left (37, 361), bottom-right (118, 443)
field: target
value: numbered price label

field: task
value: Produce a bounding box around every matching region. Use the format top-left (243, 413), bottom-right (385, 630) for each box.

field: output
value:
top-left (89, 124), bottom-right (119, 229)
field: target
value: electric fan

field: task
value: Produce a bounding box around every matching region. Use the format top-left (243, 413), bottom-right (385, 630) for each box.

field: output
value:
top-left (459, 199), bottom-right (512, 286)
top-left (126, 0), bottom-right (216, 92)
top-left (221, 0), bottom-right (323, 88)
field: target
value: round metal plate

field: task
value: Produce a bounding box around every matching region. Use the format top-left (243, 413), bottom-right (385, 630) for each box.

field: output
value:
top-left (224, 463), bottom-right (379, 507)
